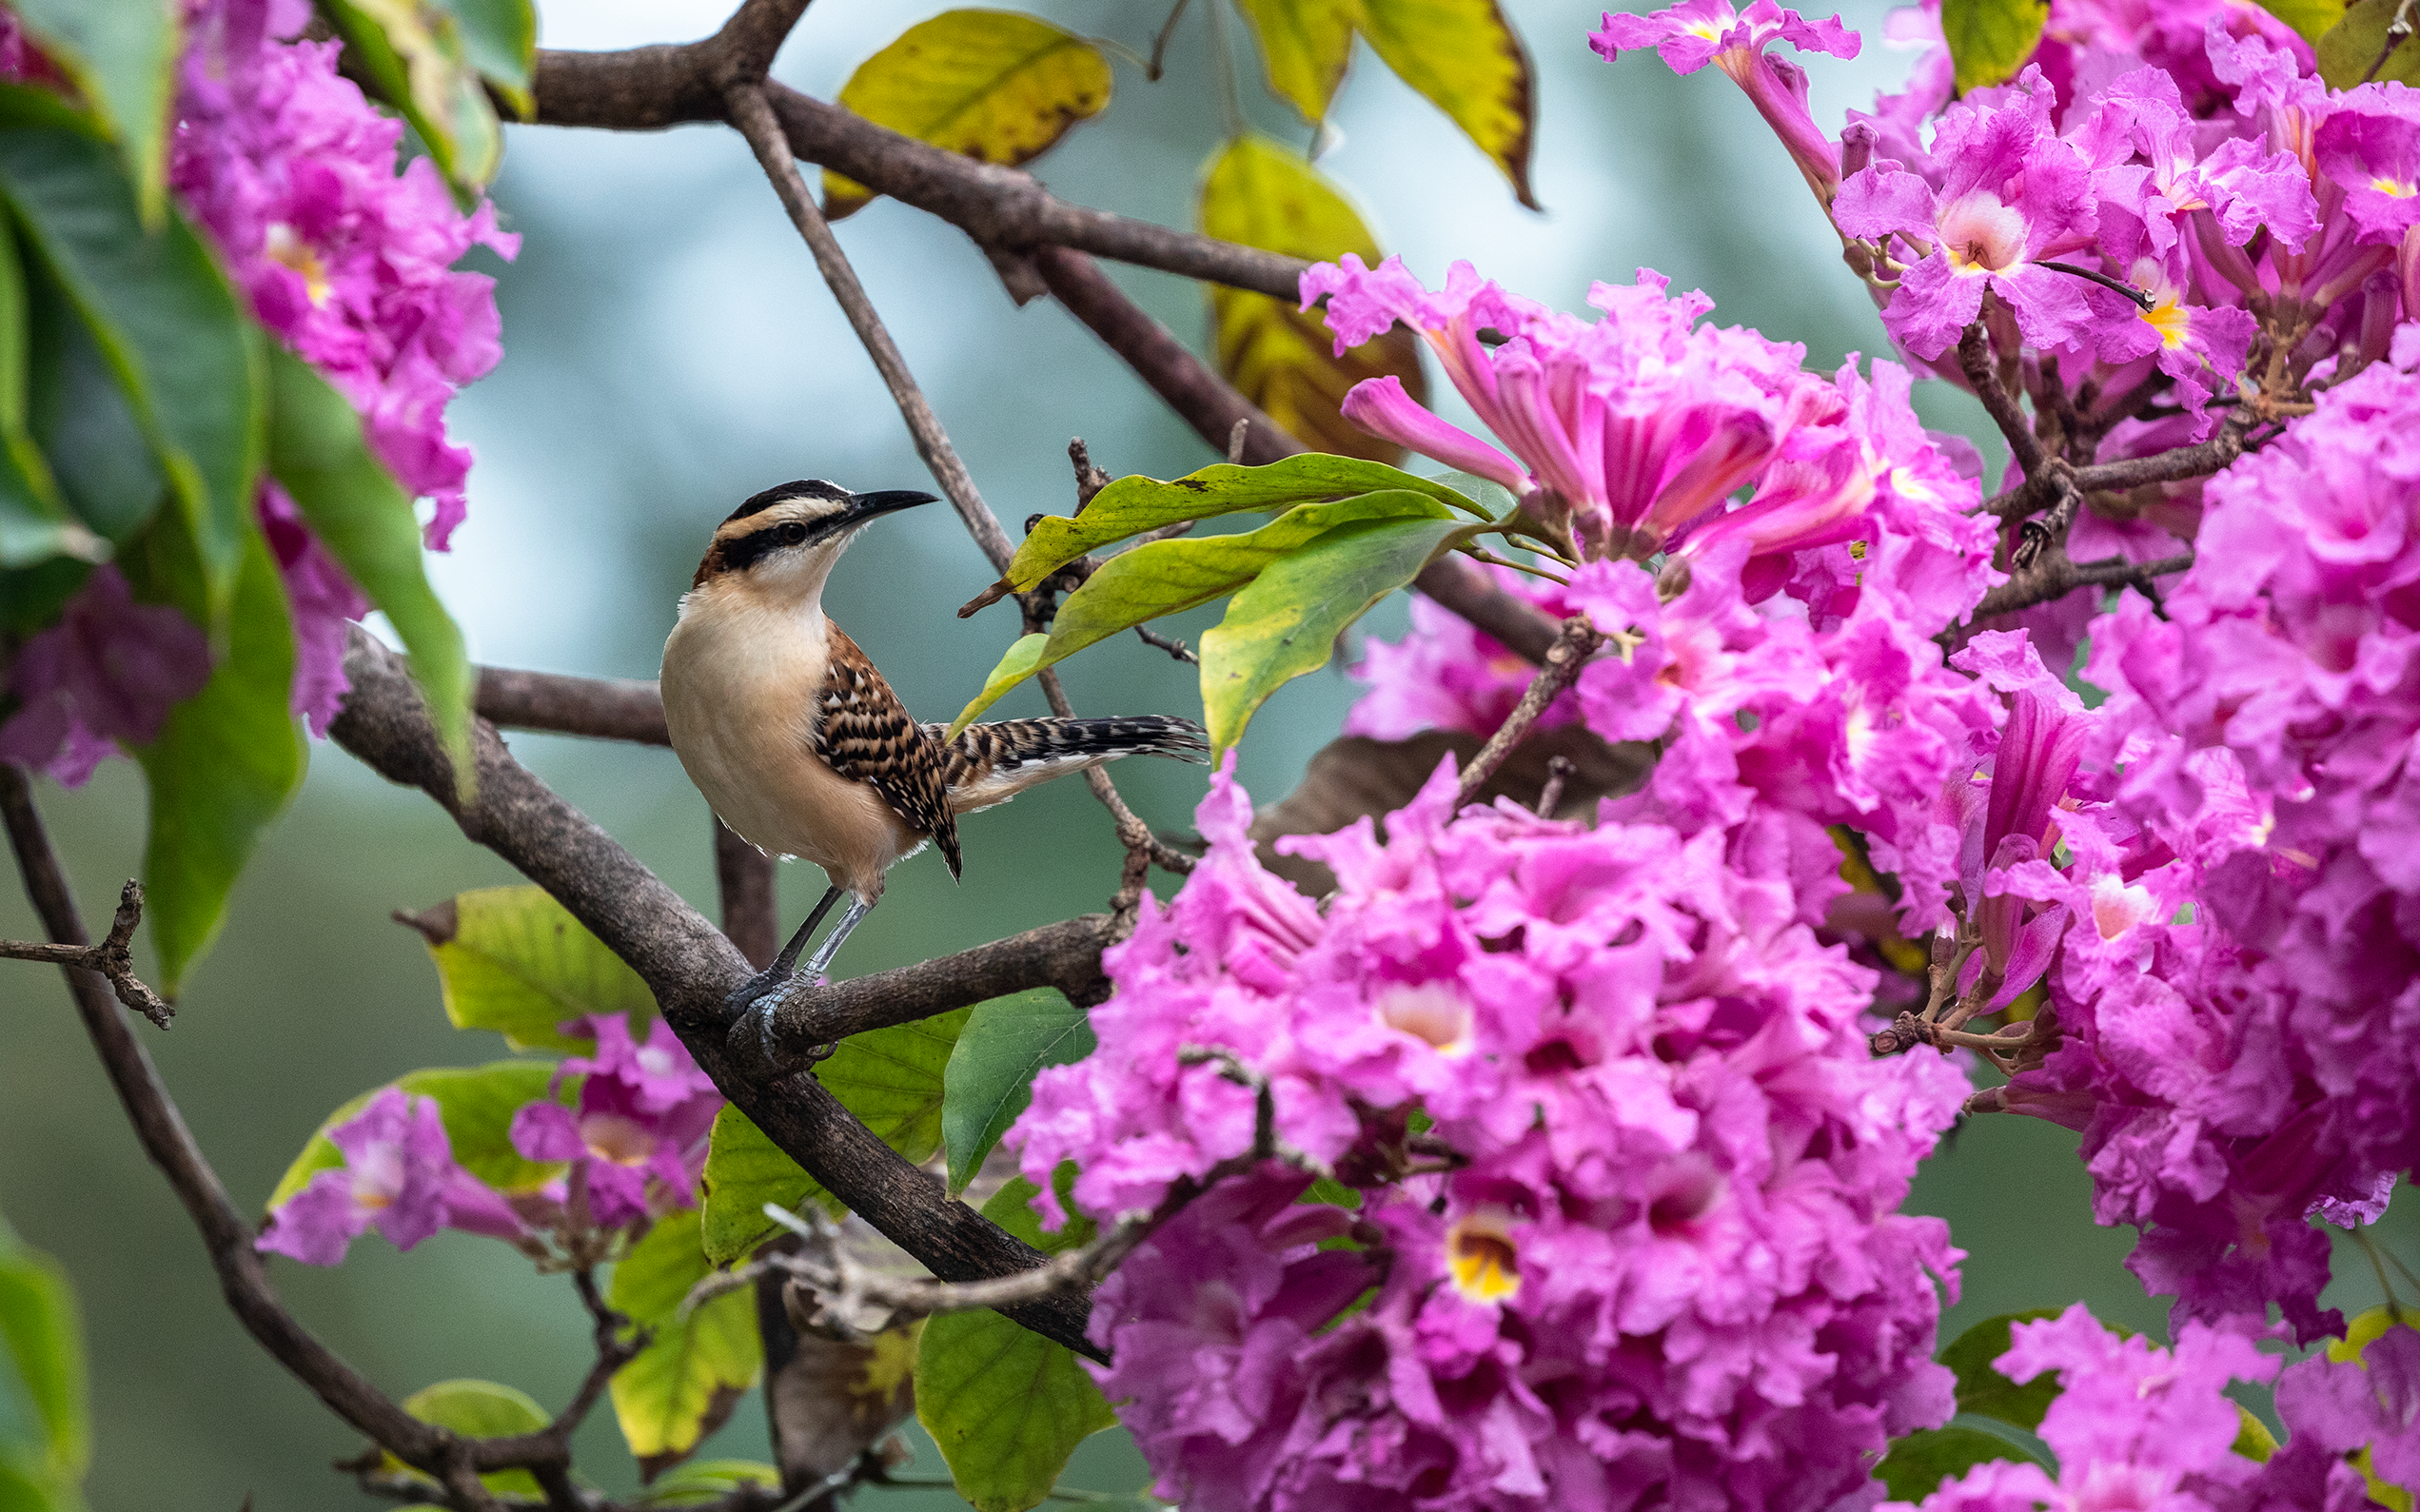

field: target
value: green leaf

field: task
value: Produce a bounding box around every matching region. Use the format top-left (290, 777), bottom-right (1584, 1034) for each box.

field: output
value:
top-left (632, 1460), bottom-right (782, 1507)
top-left (1199, 513), bottom-right (1467, 754)
top-left (0, 1214), bottom-right (89, 1512)
top-left (438, 0), bottom-right (538, 112)
top-left (266, 1061), bottom-right (569, 1209)
top-left (699, 1105), bottom-right (838, 1267)
top-left (2253, 0), bottom-right (2347, 43)
top-left (1355, 0), bottom-right (1538, 208)
top-left (1872, 1424), bottom-right (2035, 1502)
top-left (915, 1178), bottom-right (1113, 1512)
top-left (941, 989), bottom-right (1092, 1193)
top-left (404, 885), bottom-right (656, 1052)
top-left (2318, 0), bottom-right (2420, 87)
top-left (1007, 454), bottom-right (1481, 588)
top-left (0, 98), bottom-right (262, 619)
top-left (700, 1008), bottom-right (971, 1261)
top-left (24, 255), bottom-right (163, 547)
top-left (129, 522), bottom-right (305, 992)
top-left (1231, 0), bottom-right (1537, 206)
top-left (609, 1207), bottom-right (762, 1475)
top-left (10, 1), bottom-right (183, 226)
top-left (824, 10), bottom-right (1112, 220)
top-left (1939, 1308), bottom-right (2067, 1430)
top-left (1200, 136), bottom-right (1427, 466)
top-left (1233, 0), bottom-right (1357, 121)
top-left (953, 490), bottom-right (1457, 736)
top-left (265, 344), bottom-right (474, 788)
top-left (0, 226), bottom-right (100, 569)
top-left (382, 1381), bottom-right (547, 1499)
top-left (1939, 0), bottom-right (2050, 92)
top-left (2233, 1403), bottom-right (2279, 1463)
top-left (319, 0), bottom-right (503, 191)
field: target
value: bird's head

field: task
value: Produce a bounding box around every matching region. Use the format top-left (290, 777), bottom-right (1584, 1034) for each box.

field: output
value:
top-left (687, 480), bottom-right (938, 606)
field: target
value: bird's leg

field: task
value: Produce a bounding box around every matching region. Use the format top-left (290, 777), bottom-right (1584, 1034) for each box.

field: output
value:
top-left (798, 895), bottom-right (875, 983)
top-left (725, 884), bottom-right (840, 1024)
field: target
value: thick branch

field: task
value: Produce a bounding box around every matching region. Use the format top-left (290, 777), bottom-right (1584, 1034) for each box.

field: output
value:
top-left (761, 913), bottom-right (1113, 1064)
top-left (1029, 245), bottom-right (1564, 663)
top-left (526, 50), bottom-right (1306, 300)
top-left (1454, 617), bottom-right (1603, 807)
top-left (716, 819), bottom-right (780, 970)
top-left (1969, 549), bottom-right (2195, 620)
top-left (474, 666), bottom-right (668, 745)
top-left (328, 628), bottom-right (1100, 1359)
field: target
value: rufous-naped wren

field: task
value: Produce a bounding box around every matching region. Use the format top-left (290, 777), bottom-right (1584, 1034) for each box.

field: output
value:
top-left (659, 479), bottom-right (1207, 1028)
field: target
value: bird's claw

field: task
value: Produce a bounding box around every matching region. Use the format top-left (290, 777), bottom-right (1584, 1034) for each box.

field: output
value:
top-left (723, 966), bottom-right (828, 1072)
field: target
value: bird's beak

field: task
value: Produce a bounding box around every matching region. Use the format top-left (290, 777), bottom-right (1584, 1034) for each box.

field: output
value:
top-left (843, 488), bottom-right (940, 524)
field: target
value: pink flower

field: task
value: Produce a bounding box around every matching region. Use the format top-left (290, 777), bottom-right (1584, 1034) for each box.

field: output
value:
top-left (1590, 0), bottom-right (1861, 204)
top-left (0, 567), bottom-right (212, 785)
top-left (1834, 69), bottom-right (2104, 361)
top-left (509, 1016), bottom-right (722, 1229)
top-left (256, 1087), bottom-right (527, 1266)
top-left (1346, 564), bottom-right (1585, 739)
top-left (256, 482), bottom-right (369, 735)
top-left (1302, 257), bottom-right (1808, 560)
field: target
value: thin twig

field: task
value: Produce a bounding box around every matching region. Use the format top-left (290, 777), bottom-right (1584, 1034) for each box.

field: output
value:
top-left (0, 878), bottom-right (171, 1027)
top-left (1967, 548), bottom-right (2194, 621)
top-left (1957, 323), bottom-right (2049, 485)
top-left (1454, 617), bottom-right (1602, 807)
top-left (1535, 755), bottom-right (1575, 816)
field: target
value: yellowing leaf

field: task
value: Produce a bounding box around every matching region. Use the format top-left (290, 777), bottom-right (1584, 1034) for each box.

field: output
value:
top-left (608, 1208), bottom-right (761, 1475)
top-left (823, 10), bottom-right (1111, 220)
top-left (2254, 0), bottom-right (2346, 44)
top-left (1200, 136), bottom-right (1427, 465)
top-left (2318, 0), bottom-right (2420, 87)
top-left (320, 0), bottom-right (503, 191)
top-left (1233, 0), bottom-right (1538, 206)
top-left (1940, 0), bottom-right (2050, 92)
top-left (405, 885), bottom-right (657, 1052)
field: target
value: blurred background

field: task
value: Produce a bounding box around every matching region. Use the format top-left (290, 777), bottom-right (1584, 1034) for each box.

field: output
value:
top-left (3, 0), bottom-right (2411, 1505)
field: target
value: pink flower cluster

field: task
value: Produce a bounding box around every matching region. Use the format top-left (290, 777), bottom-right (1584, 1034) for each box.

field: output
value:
top-left (1021, 764), bottom-right (1973, 1509)
top-left (1977, 330), bottom-right (2420, 1341)
top-left (1, 0), bottom-right (511, 782)
top-left (259, 1016), bottom-right (720, 1267)
top-left (1887, 1303), bottom-right (2389, 1512)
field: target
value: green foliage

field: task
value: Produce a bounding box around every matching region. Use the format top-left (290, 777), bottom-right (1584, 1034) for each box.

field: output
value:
top-left (2253, 0), bottom-right (2347, 43)
top-left (1939, 0), bottom-right (2051, 92)
top-left (608, 1208), bottom-right (762, 1475)
top-left (1231, 0), bottom-right (1538, 206)
top-left (699, 1007), bottom-right (973, 1263)
top-left (2318, 0), bottom-right (2420, 87)
top-left (9, 1), bottom-right (183, 226)
top-left (1872, 1424), bottom-right (2038, 1502)
top-left (0, 227), bottom-right (99, 570)
top-left (1199, 135), bottom-right (1426, 466)
top-left (266, 344), bottom-right (474, 787)
top-left (266, 1061), bottom-right (569, 1208)
top-left (940, 989), bottom-right (1093, 1193)
top-left (437, 0), bottom-right (540, 115)
top-left (1938, 1308), bottom-right (2069, 1431)
top-left (381, 1380), bottom-right (548, 1499)
top-left (915, 1178), bottom-right (1115, 1512)
top-left (824, 10), bottom-right (1112, 219)
top-left (316, 0), bottom-right (507, 191)
top-left (0, 88), bottom-right (263, 621)
top-left (1200, 512), bottom-right (1469, 751)
top-left (0, 1214), bottom-right (89, 1512)
top-left (630, 1459), bottom-right (781, 1506)
top-left (130, 526), bottom-right (304, 992)
top-left (1003, 455), bottom-right (1483, 588)
top-left (407, 885), bottom-right (657, 1052)
top-left (2233, 1403), bottom-right (2279, 1463)
top-left (952, 490), bottom-right (1461, 735)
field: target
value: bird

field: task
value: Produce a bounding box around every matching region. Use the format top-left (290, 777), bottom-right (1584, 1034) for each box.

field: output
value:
top-left (659, 478), bottom-right (1208, 1045)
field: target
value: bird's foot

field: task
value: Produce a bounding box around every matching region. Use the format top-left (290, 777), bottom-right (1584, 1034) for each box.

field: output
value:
top-left (723, 967), bottom-right (831, 1072)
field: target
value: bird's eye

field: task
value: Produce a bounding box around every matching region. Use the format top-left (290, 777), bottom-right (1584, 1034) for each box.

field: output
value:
top-left (777, 522), bottom-right (810, 546)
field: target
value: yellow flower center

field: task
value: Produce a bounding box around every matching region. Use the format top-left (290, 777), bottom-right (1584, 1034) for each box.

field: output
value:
top-left (1376, 983), bottom-right (1473, 1054)
top-left (264, 222), bottom-right (333, 306)
top-left (580, 1113), bottom-right (657, 1168)
top-left (1447, 1210), bottom-right (1522, 1303)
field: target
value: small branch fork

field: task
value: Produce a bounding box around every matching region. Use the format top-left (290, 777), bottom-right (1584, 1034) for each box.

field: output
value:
top-left (0, 878), bottom-right (171, 1027)
top-left (1455, 616), bottom-right (1603, 808)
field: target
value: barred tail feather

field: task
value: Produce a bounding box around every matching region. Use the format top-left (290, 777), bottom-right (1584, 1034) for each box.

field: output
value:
top-left (931, 715), bottom-right (1209, 814)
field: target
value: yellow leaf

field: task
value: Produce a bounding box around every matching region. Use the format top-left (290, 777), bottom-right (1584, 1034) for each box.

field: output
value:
top-left (1232, 0), bottom-right (1537, 206)
top-left (1199, 136), bottom-right (1428, 464)
top-left (822, 10), bottom-right (1112, 220)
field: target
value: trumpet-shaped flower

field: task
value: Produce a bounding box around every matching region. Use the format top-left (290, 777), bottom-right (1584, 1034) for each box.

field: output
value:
top-left (256, 1088), bottom-right (527, 1266)
top-left (509, 1016), bottom-right (721, 1229)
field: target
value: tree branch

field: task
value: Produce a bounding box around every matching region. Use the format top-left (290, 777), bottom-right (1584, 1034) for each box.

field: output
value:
top-left (1968, 549), bottom-right (2194, 621)
top-left (1957, 323), bottom-right (2050, 488)
top-left (474, 666), bottom-right (669, 745)
top-left (525, 48), bottom-right (1307, 300)
top-left (759, 913), bottom-right (1113, 1065)
top-left (0, 877), bottom-right (171, 1027)
top-left (327, 627), bottom-right (1102, 1359)
top-left (716, 819), bottom-right (780, 970)
top-left (1454, 617), bottom-right (1602, 807)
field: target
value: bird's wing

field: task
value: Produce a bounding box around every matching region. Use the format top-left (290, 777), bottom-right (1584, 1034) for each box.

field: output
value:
top-left (815, 627), bottom-right (962, 879)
